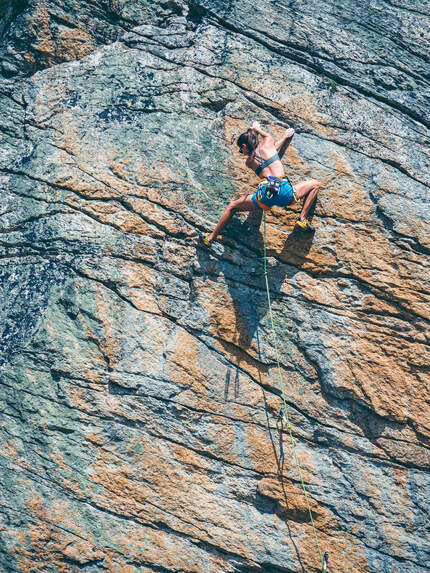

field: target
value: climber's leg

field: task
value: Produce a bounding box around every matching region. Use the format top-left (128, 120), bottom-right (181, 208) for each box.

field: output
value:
top-left (206, 194), bottom-right (259, 243)
top-left (292, 179), bottom-right (320, 231)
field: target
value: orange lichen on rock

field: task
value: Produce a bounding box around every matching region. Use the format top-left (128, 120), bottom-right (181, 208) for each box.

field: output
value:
top-left (8, 495), bottom-right (102, 573)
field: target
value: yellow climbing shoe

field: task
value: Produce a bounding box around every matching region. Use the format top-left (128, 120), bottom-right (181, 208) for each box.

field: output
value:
top-left (199, 231), bottom-right (213, 247)
top-left (294, 219), bottom-right (315, 232)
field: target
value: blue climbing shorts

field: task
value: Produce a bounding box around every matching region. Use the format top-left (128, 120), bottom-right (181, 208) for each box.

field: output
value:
top-left (251, 177), bottom-right (296, 211)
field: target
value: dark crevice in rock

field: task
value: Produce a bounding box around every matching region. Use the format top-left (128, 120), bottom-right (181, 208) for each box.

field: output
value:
top-left (201, 98), bottom-right (229, 112)
top-left (187, 0), bottom-right (206, 27)
top-left (108, 379), bottom-right (139, 395)
top-left (62, 263), bottom-right (142, 311)
top-left (116, 562), bottom-right (174, 573)
top-left (98, 0), bottom-right (123, 25)
top-left (0, 0), bottom-right (28, 36)
top-left (54, 557), bottom-right (108, 571)
top-left (48, 10), bottom-right (83, 30)
top-left (233, 564), bottom-right (297, 573)
top-left (0, 210), bottom-right (72, 233)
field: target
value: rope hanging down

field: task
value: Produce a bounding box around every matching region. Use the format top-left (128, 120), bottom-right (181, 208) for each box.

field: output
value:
top-left (262, 212), bottom-right (328, 573)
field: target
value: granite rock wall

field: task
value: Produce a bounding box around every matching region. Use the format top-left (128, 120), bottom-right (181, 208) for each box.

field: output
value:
top-left (0, 1), bottom-right (429, 571)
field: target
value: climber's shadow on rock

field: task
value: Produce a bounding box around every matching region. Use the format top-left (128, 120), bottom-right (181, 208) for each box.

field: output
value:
top-left (194, 198), bottom-right (317, 364)
top-left (280, 226), bottom-right (314, 266)
top-left (243, 208), bottom-right (263, 231)
top-left (218, 200), bottom-right (317, 356)
top-left (230, 200), bottom-right (318, 350)
top-left (223, 365), bottom-right (240, 402)
top-left (280, 199), bottom-right (317, 265)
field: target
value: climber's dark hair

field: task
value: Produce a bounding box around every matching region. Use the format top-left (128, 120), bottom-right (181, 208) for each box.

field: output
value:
top-left (237, 129), bottom-right (259, 154)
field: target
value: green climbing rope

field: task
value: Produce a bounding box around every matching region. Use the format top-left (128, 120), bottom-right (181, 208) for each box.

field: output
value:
top-left (262, 212), bottom-right (326, 572)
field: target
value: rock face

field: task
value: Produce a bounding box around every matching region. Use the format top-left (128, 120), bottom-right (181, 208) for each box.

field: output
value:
top-left (0, 1), bottom-right (429, 571)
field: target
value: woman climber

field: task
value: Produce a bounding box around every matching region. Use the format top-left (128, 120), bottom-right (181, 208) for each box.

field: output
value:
top-left (199, 122), bottom-right (320, 246)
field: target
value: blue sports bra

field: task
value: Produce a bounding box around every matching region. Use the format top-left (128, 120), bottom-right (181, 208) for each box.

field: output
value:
top-left (254, 144), bottom-right (280, 176)
top-left (255, 153), bottom-right (280, 176)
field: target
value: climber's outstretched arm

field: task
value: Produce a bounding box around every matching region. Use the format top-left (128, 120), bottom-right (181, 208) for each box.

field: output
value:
top-left (251, 122), bottom-right (273, 142)
top-left (275, 127), bottom-right (295, 159)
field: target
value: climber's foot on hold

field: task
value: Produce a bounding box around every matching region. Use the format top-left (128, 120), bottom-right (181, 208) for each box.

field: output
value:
top-left (294, 218), bottom-right (315, 232)
top-left (199, 231), bottom-right (213, 247)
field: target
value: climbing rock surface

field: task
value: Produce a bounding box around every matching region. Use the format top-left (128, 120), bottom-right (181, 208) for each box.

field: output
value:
top-left (0, 1), bottom-right (429, 571)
